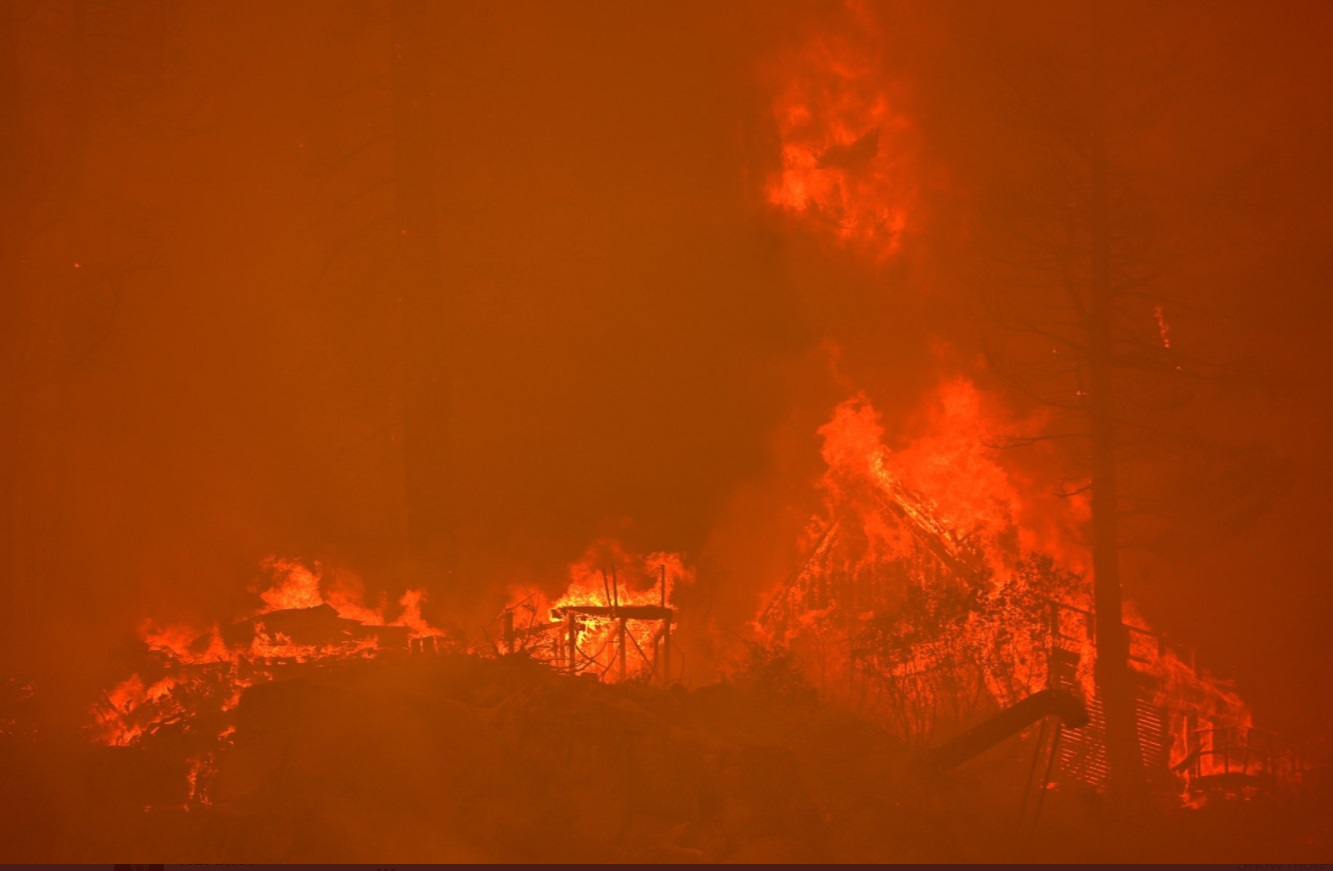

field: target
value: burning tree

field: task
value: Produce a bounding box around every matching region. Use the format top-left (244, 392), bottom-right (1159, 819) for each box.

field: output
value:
top-left (763, 0), bottom-right (918, 259)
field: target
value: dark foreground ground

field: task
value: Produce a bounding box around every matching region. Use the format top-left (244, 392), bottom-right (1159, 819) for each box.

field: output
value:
top-left (1, 654), bottom-right (1328, 863)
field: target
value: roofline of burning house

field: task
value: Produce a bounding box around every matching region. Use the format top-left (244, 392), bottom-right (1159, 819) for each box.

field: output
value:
top-left (757, 479), bottom-right (992, 628)
top-left (549, 604), bottom-right (674, 620)
top-left (875, 480), bottom-right (990, 588)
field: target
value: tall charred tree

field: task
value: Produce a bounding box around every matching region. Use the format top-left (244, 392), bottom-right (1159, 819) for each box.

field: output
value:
top-left (1082, 29), bottom-right (1144, 800)
top-left (301, 1), bottom-right (457, 584)
top-left (974, 7), bottom-right (1154, 800)
top-left (0, 4), bottom-right (28, 622)
top-left (972, 3), bottom-right (1284, 800)
top-left (390, 0), bottom-right (455, 584)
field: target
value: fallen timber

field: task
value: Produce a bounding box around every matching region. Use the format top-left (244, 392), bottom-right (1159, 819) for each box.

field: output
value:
top-left (929, 688), bottom-right (1089, 771)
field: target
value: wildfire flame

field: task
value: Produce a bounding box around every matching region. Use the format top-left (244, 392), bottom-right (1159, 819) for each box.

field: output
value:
top-left (765, 0), bottom-right (917, 258)
top-left (90, 378), bottom-right (1289, 810)
top-left (503, 540), bottom-right (692, 683)
top-left (92, 558), bottom-right (451, 769)
top-left (759, 379), bottom-right (1268, 799)
top-left (93, 545), bottom-right (690, 809)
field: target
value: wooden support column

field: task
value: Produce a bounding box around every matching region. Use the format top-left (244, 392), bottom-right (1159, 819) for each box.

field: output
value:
top-left (658, 564), bottom-right (669, 685)
top-left (662, 613), bottom-right (672, 685)
top-left (618, 617), bottom-right (628, 682)
top-left (567, 612), bottom-right (578, 675)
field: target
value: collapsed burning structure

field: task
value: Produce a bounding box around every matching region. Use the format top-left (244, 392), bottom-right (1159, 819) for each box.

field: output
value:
top-left (88, 549), bottom-right (692, 812)
top-left (755, 387), bottom-right (1312, 804)
top-left (499, 551), bottom-right (687, 683)
top-left (90, 558), bottom-right (457, 804)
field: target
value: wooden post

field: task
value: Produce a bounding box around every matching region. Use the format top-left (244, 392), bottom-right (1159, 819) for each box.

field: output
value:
top-left (567, 612), bottom-right (578, 675)
top-left (618, 617), bottom-right (628, 682)
top-left (612, 567), bottom-right (622, 679)
top-left (660, 564), bottom-right (671, 685)
top-left (662, 613), bottom-right (672, 685)
top-left (1028, 723), bottom-right (1064, 840)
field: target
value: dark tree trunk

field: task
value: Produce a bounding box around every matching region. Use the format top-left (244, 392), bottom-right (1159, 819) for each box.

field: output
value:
top-left (390, 0), bottom-right (456, 586)
top-left (1087, 9), bottom-right (1147, 800)
top-left (0, 5), bottom-right (25, 626)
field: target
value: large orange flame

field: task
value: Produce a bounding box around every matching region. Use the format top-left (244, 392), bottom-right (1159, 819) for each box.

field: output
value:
top-left (759, 380), bottom-right (1270, 799)
top-left (765, 0), bottom-right (917, 258)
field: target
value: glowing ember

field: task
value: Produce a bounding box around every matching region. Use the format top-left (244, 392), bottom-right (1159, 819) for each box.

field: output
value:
top-left (1155, 303), bottom-right (1172, 349)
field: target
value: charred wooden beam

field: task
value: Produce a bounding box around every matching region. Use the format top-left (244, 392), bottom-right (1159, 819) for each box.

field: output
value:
top-left (550, 605), bottom-right (674, 621)
top-left (873, 482), bottom-right (989, 588)
top-left (929, 688), bottom-right (1089, 771)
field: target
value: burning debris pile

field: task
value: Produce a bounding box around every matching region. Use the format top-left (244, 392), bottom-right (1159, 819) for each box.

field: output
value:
top-left (73, 551), bottom-right (888, 862)
top-left (88, 547), bottom-right (695, 815)
top-left (91, 558), bottom-right (455, 792)
top-left (500, 545), bottom-right (691, 683)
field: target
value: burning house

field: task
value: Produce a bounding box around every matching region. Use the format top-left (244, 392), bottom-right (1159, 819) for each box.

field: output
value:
top-left (755, 389), bottom-right (1310, 805)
